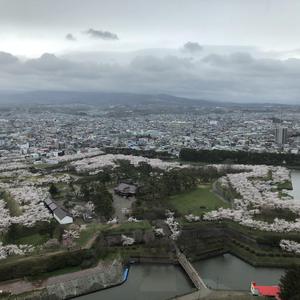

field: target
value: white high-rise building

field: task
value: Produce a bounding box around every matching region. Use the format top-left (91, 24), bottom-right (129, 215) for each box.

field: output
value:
top-left (275, 126), bottom-right (288, 145)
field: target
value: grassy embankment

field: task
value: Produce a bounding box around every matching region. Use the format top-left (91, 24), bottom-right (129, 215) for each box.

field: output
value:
top-left (182, 220), bottom-right (300, 267)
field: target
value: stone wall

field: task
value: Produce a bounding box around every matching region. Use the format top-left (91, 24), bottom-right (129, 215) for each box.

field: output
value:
top-left (45, 260), bottom-right (124, 299)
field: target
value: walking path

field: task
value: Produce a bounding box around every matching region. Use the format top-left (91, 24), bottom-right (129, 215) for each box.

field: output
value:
top-left (178, 252), bottom-right (208, 290)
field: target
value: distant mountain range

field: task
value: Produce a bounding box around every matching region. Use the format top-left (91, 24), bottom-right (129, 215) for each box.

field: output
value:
top-left (0, 91), bottom-right (218, 106)
top-left (0, 91), bottom-right (297, 108)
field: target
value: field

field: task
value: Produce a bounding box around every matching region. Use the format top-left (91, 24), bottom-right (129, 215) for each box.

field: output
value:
top-left (168, 184), bottom-right (230, 216)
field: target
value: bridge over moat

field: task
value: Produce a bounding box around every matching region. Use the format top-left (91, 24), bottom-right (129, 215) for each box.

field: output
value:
top-left (177, 252), bottom-right (208, 290)
top-left (164, 223), bottom-right (209, 293)
top-left (172, 242), bottom-right (208, 292)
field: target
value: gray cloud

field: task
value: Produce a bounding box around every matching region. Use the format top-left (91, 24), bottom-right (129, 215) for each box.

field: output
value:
top-left (0, 51), bottom-right (300, 104)
top-left (0, 52), bottom-right (19, 64)
top-left (25, 53), bottom-right (74, 72)
top-left (84, 28), bottom-right (119, 40)
top-left (182, 42), bottom-right (203, 53)
top-left (131, 55), bottom-right (193, 72)
top-left (65, 33), bottom-right (76, 41)
top-left (203, 52), bottom-right (254, 66)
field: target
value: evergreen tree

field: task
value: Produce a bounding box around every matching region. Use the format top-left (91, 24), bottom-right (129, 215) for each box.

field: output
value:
top-left (49, 183), bottom-right (58, 195)
top-left (89, 183), bottom-right (114, 219)
top-left (80, 183), bottom-right (90, 201)
top-left (279, 266), bottom-right (300, 300)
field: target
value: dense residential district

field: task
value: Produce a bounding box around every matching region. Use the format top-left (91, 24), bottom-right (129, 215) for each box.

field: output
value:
top-left (0, 102), bottom-right (300, 299)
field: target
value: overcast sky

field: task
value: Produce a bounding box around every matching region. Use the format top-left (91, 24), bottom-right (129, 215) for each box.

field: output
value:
top-left (1, 0), bottom-right (300, 103)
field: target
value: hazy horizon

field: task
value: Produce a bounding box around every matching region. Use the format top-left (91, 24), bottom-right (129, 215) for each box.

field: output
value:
top-left (1, 0), bottom-right (300, 104)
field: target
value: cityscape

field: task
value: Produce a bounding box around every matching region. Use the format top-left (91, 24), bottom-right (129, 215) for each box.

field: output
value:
top-left (1, 100), bottom-right (300, 166)
top-left (1, 1), bottom-right (300, 300)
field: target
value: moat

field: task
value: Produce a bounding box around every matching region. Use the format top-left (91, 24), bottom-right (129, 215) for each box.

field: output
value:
top-left (78, 170), bottom-right (300, 299)
top-left (194, 254), bottom-right (283, 290)
top-left (291, 169), bottom-right (300, 200)
top-left (77, 255), bottom-right (284, 300)
top-left (77, 264), bottom-right (194, 300)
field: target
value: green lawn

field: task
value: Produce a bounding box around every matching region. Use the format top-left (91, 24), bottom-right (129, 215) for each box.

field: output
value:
top-left (168, 184), bottom-right (230, 216)
top-left (15, 233), bottom-right (49, 246)
top-left (77, 223), bottom-right (108, 247)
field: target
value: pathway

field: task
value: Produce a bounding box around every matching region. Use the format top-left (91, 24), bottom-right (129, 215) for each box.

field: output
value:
top-left (178, 252), bottom-right (208, 291)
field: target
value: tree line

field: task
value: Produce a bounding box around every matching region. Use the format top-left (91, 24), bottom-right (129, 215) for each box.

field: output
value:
top-left (180, 148), bottom-right (300, 166)
top-left (103, 147), bottom-right (173, 159)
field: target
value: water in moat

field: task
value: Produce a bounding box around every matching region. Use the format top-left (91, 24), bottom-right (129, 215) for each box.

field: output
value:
top-left (291, 169), bottom-right (300, 200)
top-left (76, 264), bottom-right (194, 300)
top-left (193, 253), bottom-right (284, 290)
top-left (78, 256), bottom-right (285, 299)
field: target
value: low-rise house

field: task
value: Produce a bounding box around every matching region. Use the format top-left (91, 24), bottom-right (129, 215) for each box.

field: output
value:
top-left (44, 199), bottom-right (73, 225)
top-left (114, 183), bottom-right (137, 197)
top-left (250, 282), bottom-right (281, 299)
top-left (53, 207), bottom-right (73, 225)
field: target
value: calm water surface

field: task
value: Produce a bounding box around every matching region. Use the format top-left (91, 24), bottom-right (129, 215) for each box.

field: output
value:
top-left (291, 169), bottom-right (300, 200)
top-left (194, 253), bottom-right (284, 290)
top-left (77, 264), bottom-right (194, 300)
top-left (78, 255), bottom-right (285, 299)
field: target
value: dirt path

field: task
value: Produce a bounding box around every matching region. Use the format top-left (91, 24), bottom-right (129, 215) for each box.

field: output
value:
top-left (111, 190), bottom-right (135, 223)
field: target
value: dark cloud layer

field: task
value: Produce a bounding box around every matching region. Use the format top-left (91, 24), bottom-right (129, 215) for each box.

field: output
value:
top-left (84, 28), bottom-right (119, 40)
top-left (182, 42), bottom-right (203, 53)
top-left (0, 51), bottom-right (299, 103)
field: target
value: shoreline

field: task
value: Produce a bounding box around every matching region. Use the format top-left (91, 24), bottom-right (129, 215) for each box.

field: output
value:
top-left (0, 251), bottom-right (283, 300)
top-left (0, 259), bottom-right (125, 300)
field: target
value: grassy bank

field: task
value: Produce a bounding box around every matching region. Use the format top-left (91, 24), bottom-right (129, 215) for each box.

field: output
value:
top-left (181, 221), bottom-right (300, 268)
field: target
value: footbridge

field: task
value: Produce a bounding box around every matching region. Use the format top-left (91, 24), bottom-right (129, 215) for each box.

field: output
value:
top-left (177, 252), bottom-right (208, 290)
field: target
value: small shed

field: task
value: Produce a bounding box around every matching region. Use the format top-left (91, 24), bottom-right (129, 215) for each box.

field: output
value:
top-left (114, 183), bottom-right (137, 197)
